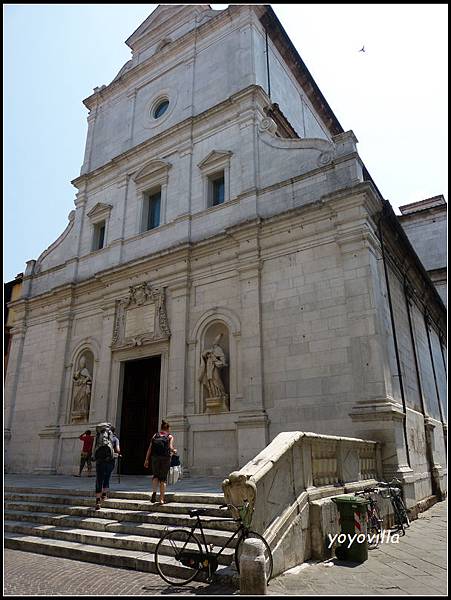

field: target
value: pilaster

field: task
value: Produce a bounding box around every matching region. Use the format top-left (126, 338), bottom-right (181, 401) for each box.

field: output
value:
top-left (81, 104), bottom-right (98, 175)
top-left (235, 411), bottom-right (269, 467)
top-left (424, 417), bottom-right (447, 500)
top-left (166, 415), bottom-right (190, 477)
top-left (35, 295), bottom-right (74, 473)
top-left (4, 319), bottom-right (27, 472)
top-left (166, 278), bottom-right (190, 418)
top-left (99, 300), bottom-right (117, 424)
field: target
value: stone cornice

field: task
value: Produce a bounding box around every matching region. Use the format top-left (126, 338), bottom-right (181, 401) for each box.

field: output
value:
top-left (73, 84), bottom-right (264, 191)
top-left (82, 5), bottom-right (241, 112)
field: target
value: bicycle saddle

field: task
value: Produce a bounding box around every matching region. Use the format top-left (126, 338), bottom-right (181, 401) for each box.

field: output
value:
top-left (189, 508), bottom-right (209, 518)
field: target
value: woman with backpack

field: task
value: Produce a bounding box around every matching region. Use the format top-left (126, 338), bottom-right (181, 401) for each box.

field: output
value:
top-left (93, 423), bottom-right (120, 511)
top-left (144, 419), bottom-right (177, 505)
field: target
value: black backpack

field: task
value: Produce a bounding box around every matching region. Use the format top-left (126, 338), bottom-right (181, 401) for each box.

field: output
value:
top-left (94, 423), bottom-right (115, 462)
top-left (152, 432), bottom-right (170, 457)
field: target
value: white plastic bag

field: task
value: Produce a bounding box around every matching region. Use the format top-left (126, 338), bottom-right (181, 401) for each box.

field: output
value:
top-left (168, 464), bottom-right (182, 485)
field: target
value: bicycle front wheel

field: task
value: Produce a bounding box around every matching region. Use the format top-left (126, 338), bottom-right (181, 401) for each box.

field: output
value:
top-left (154, 528), bottom-right (204, 585)
top-left (392, 500), bottom-right (406, 535)
top-left (395, 496), bottom-right (410, 528)
top-left (367, 506), bottom-right (382, 549)
top-left (235, 531), bottom-right (273, 583)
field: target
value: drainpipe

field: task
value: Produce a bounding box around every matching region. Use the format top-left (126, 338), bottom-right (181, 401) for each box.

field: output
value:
top-left (424, 312), bottom-right (447, 452)
top-left (265, 28), bottom-right (271, 99)
top-left (377, 203), bottom-right (411, 468)
top-left (403, 281), bottom-right (437, 495)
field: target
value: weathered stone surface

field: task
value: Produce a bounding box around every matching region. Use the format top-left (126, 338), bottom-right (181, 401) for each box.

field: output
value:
top-left (4, 4), bottom-right (446, 511)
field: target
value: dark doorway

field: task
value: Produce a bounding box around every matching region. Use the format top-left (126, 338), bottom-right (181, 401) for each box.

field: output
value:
top-left (119, 356), bottom-right (161, 475)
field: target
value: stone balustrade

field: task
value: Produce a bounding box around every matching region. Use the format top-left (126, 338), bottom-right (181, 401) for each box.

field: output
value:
top-left (222, 431), bottom-right (382, 576)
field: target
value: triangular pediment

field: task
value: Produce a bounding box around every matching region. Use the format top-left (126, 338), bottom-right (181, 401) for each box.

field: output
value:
top-left (87, 202), bottom-right (112, 220)
top-left (133, 159), bottom-right (172, 184)
top-left (197, 150), bottom-right (232, 170)
top-left (125, 5), bottom-right (214, 53)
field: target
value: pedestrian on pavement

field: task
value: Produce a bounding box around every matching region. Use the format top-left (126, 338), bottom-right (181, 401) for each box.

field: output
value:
top-left (94, 423), bottom-right (121, 510)
top-left (74, 430), bottom-right (95, 477)
top-left (144, 419), bottom-right (177, 505)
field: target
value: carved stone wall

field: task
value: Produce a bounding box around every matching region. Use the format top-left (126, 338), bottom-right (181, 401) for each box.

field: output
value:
top-left (112, 282), bottom-right (170, 350)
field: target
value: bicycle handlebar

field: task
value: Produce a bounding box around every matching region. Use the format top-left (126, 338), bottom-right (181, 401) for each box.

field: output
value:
top-left (377, 478), bottom-right (402, 487)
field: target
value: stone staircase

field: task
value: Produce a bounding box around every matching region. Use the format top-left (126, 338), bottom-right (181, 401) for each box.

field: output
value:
top-left (4, 486), bottom-right (240, 583)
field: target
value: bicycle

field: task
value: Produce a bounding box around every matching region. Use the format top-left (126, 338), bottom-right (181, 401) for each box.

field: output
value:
top-left (376, 478), bottom-right (410, 535)
top-left (154, 500), bottom-right (273, 586)
top-left (355, 489), bottom-right (383, 548)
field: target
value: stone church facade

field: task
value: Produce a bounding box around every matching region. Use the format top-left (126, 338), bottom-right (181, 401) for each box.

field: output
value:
top-left (5, 5), bottom-right (446, 502)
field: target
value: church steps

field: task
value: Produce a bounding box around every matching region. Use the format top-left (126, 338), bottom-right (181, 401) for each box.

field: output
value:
top-left (4, 510), bottom-right (238, 546)
top-left (4, 487), bottom-right (225, 505)
top-left (4, 500), bottom-right (237, 531)
top-left (3, 485), bottom-right (242, 581)
top-left (4, 533), bottom-right (238, 583)
top-left (4, 492), bottom-right (228, 515)
top-left (4, 520), bottom-right (235, 564)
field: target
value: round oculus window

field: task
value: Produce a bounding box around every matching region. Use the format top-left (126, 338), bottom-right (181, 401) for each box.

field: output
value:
top-left (153, 99), bottom-right (169, 119)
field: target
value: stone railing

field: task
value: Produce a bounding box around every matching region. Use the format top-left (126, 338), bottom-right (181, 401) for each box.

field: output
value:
top-left (222, 431), bottom-right (382, 576)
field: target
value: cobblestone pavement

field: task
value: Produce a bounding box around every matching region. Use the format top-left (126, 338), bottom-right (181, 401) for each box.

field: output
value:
top-left (268, 499), bottom-right (448, 596)
top-left (4, 499), bottom-right (447, 596)
top-left (3, 551), bottom-right (237, 596)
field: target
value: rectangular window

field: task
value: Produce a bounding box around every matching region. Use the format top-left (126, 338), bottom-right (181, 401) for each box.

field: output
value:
top-left (92, 221), bottom-right (106, 251)
top-left (209, 172), bottom-right (225, 207)
top-left (145, 190), bottom-right (161, 230)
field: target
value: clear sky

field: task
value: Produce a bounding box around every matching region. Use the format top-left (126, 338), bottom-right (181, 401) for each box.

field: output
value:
top-left (4, 3), bottom-right (448, 283)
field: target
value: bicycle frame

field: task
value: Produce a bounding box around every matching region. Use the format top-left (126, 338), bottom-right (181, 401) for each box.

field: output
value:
top-left (184, 512), bottom-right (246, 562)
top-left (155, 503), bottom-right (273, 586)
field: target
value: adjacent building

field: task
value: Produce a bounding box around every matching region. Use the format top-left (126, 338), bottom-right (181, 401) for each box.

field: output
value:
top-left (398, 195), bottom-right (447, 306)
top-left (5, 5), bottom-right (446, 504)
top-left (4, 274), bottom-right (23, 377)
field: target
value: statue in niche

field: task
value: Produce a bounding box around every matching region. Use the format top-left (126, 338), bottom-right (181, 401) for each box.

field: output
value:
top-left (71, 355), bottom-right (92, 422)
top-left (198, 333), bottom-right (229, 412)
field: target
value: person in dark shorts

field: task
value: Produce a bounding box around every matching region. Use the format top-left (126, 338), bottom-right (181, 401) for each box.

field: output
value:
top-left (144, 419), bottom-right (177, 505)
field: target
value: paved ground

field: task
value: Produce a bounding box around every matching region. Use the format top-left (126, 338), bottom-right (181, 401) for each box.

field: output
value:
top-left (3, 551), bottom-right (236, 596)
top-left (268, 499), bottom-right (448, 596)
top-left (4, 499), bottom-right (447, 596)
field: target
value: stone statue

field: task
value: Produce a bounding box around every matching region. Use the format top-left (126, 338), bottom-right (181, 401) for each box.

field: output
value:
top-left (72, 355), bottom-right (92, 419)
top-left (198, 333), bottom-right (229, 412)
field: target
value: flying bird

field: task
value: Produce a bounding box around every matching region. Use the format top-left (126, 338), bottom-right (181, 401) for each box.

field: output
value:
top-left (359, 45), bottom-right (365, 53)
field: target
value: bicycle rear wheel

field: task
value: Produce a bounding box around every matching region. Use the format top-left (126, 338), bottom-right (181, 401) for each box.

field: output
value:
top-left (154, 528), bottom-right (203, 585)
top-left (235, 531), bottom-right (273, 583)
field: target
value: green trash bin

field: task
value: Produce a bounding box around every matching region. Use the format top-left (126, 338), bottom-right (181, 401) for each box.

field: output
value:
top-left (332, 495), bottom-right (369, 562)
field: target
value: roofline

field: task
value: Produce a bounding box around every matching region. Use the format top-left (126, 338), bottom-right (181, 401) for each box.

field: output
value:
top-left (261, 5), bottom-right (344, 137)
